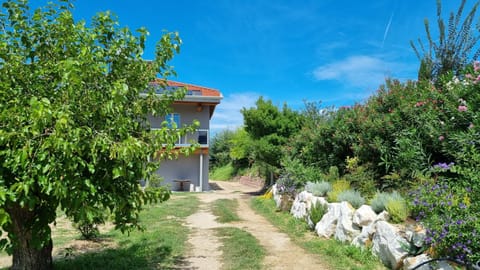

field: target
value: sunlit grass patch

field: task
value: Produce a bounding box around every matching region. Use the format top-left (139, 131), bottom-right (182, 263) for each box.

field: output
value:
top-left (211, 199), bottom-right (240, 223)
top-left (216, 227), bottom-right (265, 270)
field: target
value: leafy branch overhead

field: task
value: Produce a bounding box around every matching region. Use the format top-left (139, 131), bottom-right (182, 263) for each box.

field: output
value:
top-left (0, 0), bottom-right (192, 269)
top-left (411, 0), bottom-right (480, 81)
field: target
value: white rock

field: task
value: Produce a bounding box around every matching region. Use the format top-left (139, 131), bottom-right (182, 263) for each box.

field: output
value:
top-left (290, 200), bottom-right (307, 219)
top-left (315, 202), bottom-right (342, 238)
top-left (272, 184), bottom-right (278, 195)
top-left (372, 221), bottom-right (408, 270)
top-left (351, 220), bottom-right (377, 248)
top-left (272, 184), bottom-right (282, 208)
top-left (314, 201), bottom-right (360, 242)
top-left (403, 255), bottom-right (455, 270)
top-left (334, 202), bottom-right (361, 242)
top-left (353, 205), bottom-right (377, 227)
top-left (377, 210), bottom-right (390, 222)
top-left (297, 190), bottom-right (312, 202)
top-left (403, 254), bottom-right (431, 270)
top-left (435, 261), bottom-right (455, 270)
top-left (307, 196), bottom-right (328, 211)
top-left (411, 230), bottom-right (426, 248)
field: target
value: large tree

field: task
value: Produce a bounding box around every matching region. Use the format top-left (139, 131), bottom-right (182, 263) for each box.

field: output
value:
top-left (241, 97), bottom-right (301, 170)
top-left (0, 1), bottom-right (195, 269)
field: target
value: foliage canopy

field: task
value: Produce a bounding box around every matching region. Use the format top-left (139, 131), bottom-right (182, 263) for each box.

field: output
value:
top-left (0, 0), bottom-right (193, 268)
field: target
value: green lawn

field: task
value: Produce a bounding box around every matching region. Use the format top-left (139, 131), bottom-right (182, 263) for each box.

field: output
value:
top-left (216, 227), bottom-right (265, 270)
top-left (209, 163), bottom-right (235, 181)
top-left (210, 198), bottom-right (265, 270)
top-left (211, 198), bottom-right (241, 223)
top-left (25, 194), bottom-right (200, 270)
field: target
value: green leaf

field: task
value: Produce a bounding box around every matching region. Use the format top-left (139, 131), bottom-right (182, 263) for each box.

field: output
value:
top-left (112, 167), bottom-right (123, 179)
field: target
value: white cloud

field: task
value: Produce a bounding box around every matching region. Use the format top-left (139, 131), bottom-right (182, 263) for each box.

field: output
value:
top-left (210, 92), bottom-right (260, 134)
top-left (312, 55), bottom-right (405, 89)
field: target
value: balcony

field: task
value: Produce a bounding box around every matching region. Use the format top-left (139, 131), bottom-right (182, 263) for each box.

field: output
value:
top-left (152, 128), bottom-right (209, 147)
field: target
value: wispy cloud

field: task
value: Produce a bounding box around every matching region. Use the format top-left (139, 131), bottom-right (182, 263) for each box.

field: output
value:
top-left (312, 55), bottom-right (408, 90)
top-left (210, 92), bottom-right (260, 134)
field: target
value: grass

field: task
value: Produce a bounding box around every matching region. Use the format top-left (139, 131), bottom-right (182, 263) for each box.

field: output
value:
top-left (215, 227), bottom-right (265, 270)
top-left (251, 197), bottom-right (386, 270)
top-left (51, 194), bottom-right (200, 270)
top-left (209, 163), bottom-right (235, 181)
top-left (211, 199), bottom-right (240, 223)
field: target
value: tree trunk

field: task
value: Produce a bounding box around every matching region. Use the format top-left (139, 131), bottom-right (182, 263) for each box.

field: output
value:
top-left (7, 203), bottom-right (53, 270)
top-left (11, 239), bottom-right (52, 270)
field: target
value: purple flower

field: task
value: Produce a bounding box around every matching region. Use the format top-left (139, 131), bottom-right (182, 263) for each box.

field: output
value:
top-left (434, 162), bottom-right (454, 170)
top-left (458, 105), bottom-right (468, 112)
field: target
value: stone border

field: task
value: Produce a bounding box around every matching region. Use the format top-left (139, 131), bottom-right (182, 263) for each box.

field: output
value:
top-left (272, 184), bottom-right (454, 270)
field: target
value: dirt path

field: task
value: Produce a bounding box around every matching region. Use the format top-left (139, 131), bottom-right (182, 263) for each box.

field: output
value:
top-left (181, 181), bottom-right (330, 270)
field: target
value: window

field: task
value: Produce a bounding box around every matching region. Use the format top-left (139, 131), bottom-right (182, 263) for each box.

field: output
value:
top-left (187, 90), bottom-right (202, 96)
top-left (198, 130), bottom-right (208, 144)
top-left (165, 113), bottom-right (180, 128)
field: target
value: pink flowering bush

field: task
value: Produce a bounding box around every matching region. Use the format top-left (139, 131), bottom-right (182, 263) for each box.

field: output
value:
top-left (286, 62), bottom-right (480, 262)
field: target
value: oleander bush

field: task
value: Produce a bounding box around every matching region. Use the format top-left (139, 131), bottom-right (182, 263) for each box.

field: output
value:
top-left (336, 189), bottom-right (365, 209)
top-left (304, 181), bottom-right (332, 197)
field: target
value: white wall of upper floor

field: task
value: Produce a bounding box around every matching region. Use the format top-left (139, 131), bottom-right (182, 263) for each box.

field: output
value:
top-left (147, 104), bottom-right (211, 130)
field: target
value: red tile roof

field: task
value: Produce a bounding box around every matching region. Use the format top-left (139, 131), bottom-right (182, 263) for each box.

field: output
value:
top-left (153, 79), bottom-right (221, 97)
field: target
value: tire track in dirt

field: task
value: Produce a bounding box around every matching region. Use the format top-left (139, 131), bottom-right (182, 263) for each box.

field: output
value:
top-left (180, 181), bottom-right (330, 270)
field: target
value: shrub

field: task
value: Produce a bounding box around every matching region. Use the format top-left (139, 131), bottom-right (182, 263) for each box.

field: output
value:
top-left (385, 197), bottom-right (408, 223)
top-left (327, 179), bottom-right (350, 202)
top-left (304, 181), bottom-right (332, 197)
top-left (308, 201), bottom-right (327, 229)
top-left (282, 158), bottom-right (324, 185)
top-left (343, 157), bottom-right (376, 197)
top-left (276, 174), bottom-right (296, 196)
top-left (370, 191), bottom-right (404, 214)
top-left (410, 181), bottom-right (479, 263)
top-left (370, 192), bottom-right (389, 214)
top-left (75, 214), bottom-right (105, 240)
top-left (336, 189), bottom-right (365, 209)
top-left (325, 166), bottom-right (340, 182)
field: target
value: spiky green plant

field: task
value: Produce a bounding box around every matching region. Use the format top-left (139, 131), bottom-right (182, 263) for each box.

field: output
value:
top-left (411, 0), bottom-right (480, 80)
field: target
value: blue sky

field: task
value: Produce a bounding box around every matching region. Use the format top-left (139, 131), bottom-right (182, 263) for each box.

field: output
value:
top-left (62, 1), bottom-right (470, 132)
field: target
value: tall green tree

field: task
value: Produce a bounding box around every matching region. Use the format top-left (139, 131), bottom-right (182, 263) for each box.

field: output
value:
top-left (0, 1), bottom-right (194, 269)
top-left (242, 97), bottom-right (301, 170)
top-left (411, 0), bottom-right (480, 81)
top-left (210, 129), bottom-right (235, 168)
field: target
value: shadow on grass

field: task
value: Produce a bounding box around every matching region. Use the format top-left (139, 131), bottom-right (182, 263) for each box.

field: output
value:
top-left (208, 182), bottom-right (224, 191)
top-left (54, 242), bottom-right (195, 270)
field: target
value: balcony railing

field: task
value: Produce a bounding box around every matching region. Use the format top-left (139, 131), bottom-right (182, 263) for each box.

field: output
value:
top-left (152, 128), bottom-right (209, 147)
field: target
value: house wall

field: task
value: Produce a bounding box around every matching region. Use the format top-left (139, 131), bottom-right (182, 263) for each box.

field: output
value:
top-left (148, 104), bottom-right (210, 129)
top-left (148, 103), bottom-right (211, 191)
top-left (155, 152), bottom-right (209, 191)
